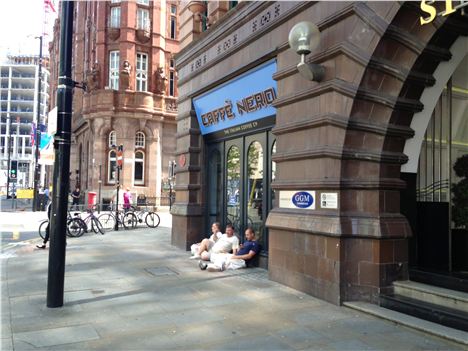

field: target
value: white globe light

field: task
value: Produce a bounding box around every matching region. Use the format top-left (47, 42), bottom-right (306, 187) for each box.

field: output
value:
top-left (288, 21), bottom-right (321, 55)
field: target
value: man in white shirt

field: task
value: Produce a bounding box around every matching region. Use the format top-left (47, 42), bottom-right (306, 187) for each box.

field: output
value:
top-left (196, 224), bottom-right (239, 262)
top-left (190, 222), bottom-right (223, 259)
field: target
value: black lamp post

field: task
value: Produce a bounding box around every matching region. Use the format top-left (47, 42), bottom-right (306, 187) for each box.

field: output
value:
top-left (47, 1), bottom-right (74, 308)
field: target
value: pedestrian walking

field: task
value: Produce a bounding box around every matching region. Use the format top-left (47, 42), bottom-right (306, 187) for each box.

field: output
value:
top-left (37, 203), bottom-right (51, 249)
top-left (43, 186), bottom-right (50, 211)
top-left (70, 186), bottom-right (81, 211)
top-left (123, 187), bottom-right (132, 212)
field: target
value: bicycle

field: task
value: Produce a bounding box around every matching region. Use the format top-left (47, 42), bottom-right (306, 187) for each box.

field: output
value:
top-left (97, 208), bottom-right (137, 232)
top-left (39, 211), bottom-right (75, 239)
top-left (67, 209), bottom-right (105, 236)
top-left (127, 205), bottom-right (160, 228)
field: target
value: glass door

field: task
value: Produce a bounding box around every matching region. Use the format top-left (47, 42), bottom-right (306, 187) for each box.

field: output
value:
top-left (244, 133), bottom-right (267, 247)
top-left (225, 138), bottom-right (243, 233)
top-left (207, 130), bottom-right (275, 254)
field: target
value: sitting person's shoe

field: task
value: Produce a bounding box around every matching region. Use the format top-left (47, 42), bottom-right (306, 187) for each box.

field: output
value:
top-left (190, 254), bottom-right (201, 260)
top-left (207, 265), bottom-right (221, 272)
top-left (198, 260), bottom-right (208, 270)
top-left (36, 244), bottom-right (46, 249)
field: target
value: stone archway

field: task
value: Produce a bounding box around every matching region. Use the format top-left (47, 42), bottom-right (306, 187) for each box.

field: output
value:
top-left (340, 2), bottom-right (468, 301)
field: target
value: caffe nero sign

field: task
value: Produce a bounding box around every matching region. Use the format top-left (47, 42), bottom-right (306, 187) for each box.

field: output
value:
top-left (193, 60), bottom-right (277, 136)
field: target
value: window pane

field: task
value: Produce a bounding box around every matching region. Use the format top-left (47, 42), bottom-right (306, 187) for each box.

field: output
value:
top-left (137, 0), bottom-right (149, 5)
top-left (110, 7), bottom-right (120, 28)
top-left (169, 71), bottom-right (174, 96)
top-left (135, 132), bottom-right (145, 148)
top-left (137, 9), bottom-right (149, 30)
top-left (109, 51), bottom-right (119, 90)
top-left (170, 17), bottom-right (176, 39)
top-left (136, 53), bottom-right (147, 92)
top-left (171, 5), bottom-right (176, 14)
top-left (226, 146), bottom-right (240, 231)
top-left (135, 163), bottom-right (143, 181)
top-left (247, 141), bottom-right (264, 244)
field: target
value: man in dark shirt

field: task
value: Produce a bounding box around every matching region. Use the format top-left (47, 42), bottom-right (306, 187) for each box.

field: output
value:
top-left (200, 227), bottom-right (260, 272)
top-left (71, 186), bottom-right (81, 211)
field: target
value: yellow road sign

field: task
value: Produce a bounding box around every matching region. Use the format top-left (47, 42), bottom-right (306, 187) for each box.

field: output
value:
top-left (17, 189), bottom-right (34, 199)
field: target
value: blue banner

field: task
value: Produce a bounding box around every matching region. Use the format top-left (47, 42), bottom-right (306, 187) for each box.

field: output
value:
top-left (193, 60), bottom-right (277, 135)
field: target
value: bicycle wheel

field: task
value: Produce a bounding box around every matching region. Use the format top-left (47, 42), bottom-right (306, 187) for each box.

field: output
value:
top-left (122, 212), bottom-right (137, 229)
top-left (145, 212), bottom-right (160, 228)
top-left (92, 217), bottom-right (105, 235)
top-left (67, 218), bottom-right (85, 237)
top-left (98, 213), bottom-right (116, 232)
top-left (38, 220), bottom-right (48, 240)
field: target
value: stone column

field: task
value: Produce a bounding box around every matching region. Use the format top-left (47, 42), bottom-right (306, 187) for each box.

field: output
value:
top-left (171, 98), bottom-right (203, 250)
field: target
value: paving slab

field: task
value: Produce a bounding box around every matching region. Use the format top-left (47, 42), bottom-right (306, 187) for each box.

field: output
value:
top-left (1, 218), bottom-right (466, 351)
top-left (13, 324), bottom-right (100, 348)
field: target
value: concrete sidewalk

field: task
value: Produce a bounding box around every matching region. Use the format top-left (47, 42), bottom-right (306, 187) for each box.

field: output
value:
top-left (1, 223), bottom-right (465, 350)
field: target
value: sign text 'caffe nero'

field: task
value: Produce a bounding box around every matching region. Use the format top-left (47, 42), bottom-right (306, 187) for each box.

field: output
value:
top-left (193, 61), bottom-right (277, 137)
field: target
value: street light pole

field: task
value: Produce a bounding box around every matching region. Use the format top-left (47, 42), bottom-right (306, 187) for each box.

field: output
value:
top-left (32, 35), bottom-right (43, 212)
top-left (47, 1), bottom-right (74, 308)
top-left (98, 164), bottom-right (102, 214)
top-left (6, 115), bottom-right (11, 198)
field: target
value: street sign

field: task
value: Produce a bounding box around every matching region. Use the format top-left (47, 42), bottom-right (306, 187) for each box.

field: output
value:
top-left (117, 145), bottom-right (123, 168)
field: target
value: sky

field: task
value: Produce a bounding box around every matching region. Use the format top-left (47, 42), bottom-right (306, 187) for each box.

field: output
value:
top-left (0, 0), bottom-right (58, 59)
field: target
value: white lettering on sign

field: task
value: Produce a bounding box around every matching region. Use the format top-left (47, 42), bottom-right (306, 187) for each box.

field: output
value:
top-left (320, 192), bottom-right (339, 209)
top-left (179, 2), bottom-right (300, 79)
top-left (279, 191), bottom-right (316, 210)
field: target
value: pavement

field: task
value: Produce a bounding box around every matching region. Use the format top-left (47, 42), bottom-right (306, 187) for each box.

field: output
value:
top-left (1, 211), bottom-right (466, 350)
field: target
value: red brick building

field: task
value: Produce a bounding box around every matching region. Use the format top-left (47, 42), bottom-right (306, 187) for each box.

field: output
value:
top-left (49, 0), bottom-right (180, 203)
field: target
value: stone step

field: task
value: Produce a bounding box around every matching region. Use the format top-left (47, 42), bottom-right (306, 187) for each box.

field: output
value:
top-left (380, 293), bottom-right (468, 332)
top-left (344, 301), bottom-right (468, 346)
top-left (409, 268), bottom-right (468, 293)
top-left (394, 280), bottom-right (468, 312)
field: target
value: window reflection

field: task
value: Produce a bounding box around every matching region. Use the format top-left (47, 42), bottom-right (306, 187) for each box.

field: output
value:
top-left (226, 146), bottom-right (240, 232)
top-left (247, 141), bottom-right (263, 243)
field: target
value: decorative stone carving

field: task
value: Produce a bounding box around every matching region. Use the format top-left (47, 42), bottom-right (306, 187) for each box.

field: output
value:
top-left (136, 28), bottom-right (151, 43)
top-left (167, 100), bottom-right (177, 111)
top-left (120, 60), bottom-right (131, 90)
top-left (85, 62), bottom-right (100, 92)
top-left (107, 27), bottom-right (120, 41)
top-left (154, 67), bottom-right (167, 95)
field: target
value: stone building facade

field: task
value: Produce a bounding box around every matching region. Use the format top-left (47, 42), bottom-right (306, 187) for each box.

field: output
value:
top-left (49, 0), bottom-right (180, 203)
top-left (173, 0), bottom-right (467, 308)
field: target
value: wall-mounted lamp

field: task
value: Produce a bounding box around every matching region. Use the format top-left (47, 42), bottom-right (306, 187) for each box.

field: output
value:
top-left (288, 21), bottom-right (324, 82)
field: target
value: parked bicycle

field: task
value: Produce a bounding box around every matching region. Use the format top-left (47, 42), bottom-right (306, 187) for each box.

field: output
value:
top-left (127, 205), bottom-right (160, 228)
top-left (67, 208), bottom-right (105, 236)
top-left (38, 211), bottom-right (75, 239)
top-left (97, 209), bottom-right (137, 232)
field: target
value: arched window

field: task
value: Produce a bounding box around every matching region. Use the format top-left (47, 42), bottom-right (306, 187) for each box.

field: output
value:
top-left (134, 151), bottom-right (144, 185)
top-left (109, 131), bottom-right (117, 148)
top-left (108, 150), bottom-right (117, 183)
top-left (135, 131), bottom-right (145, 148)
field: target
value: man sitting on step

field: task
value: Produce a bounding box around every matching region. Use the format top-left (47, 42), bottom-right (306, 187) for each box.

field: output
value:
top-left (191, 224), bottom-right (239, 261)
top-left (199, 227), bottom-right (260, 272)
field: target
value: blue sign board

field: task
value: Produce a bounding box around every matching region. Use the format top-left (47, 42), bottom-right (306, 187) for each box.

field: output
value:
top-left (193, 60), bottom-right (277, 135)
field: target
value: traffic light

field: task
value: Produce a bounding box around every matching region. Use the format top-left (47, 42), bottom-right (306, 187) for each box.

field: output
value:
top-left (9, 160), bottom-right (18, 181)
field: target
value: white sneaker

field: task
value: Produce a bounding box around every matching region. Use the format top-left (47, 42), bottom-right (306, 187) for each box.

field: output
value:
top-left (190, 255), bottom-right (201, 260)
